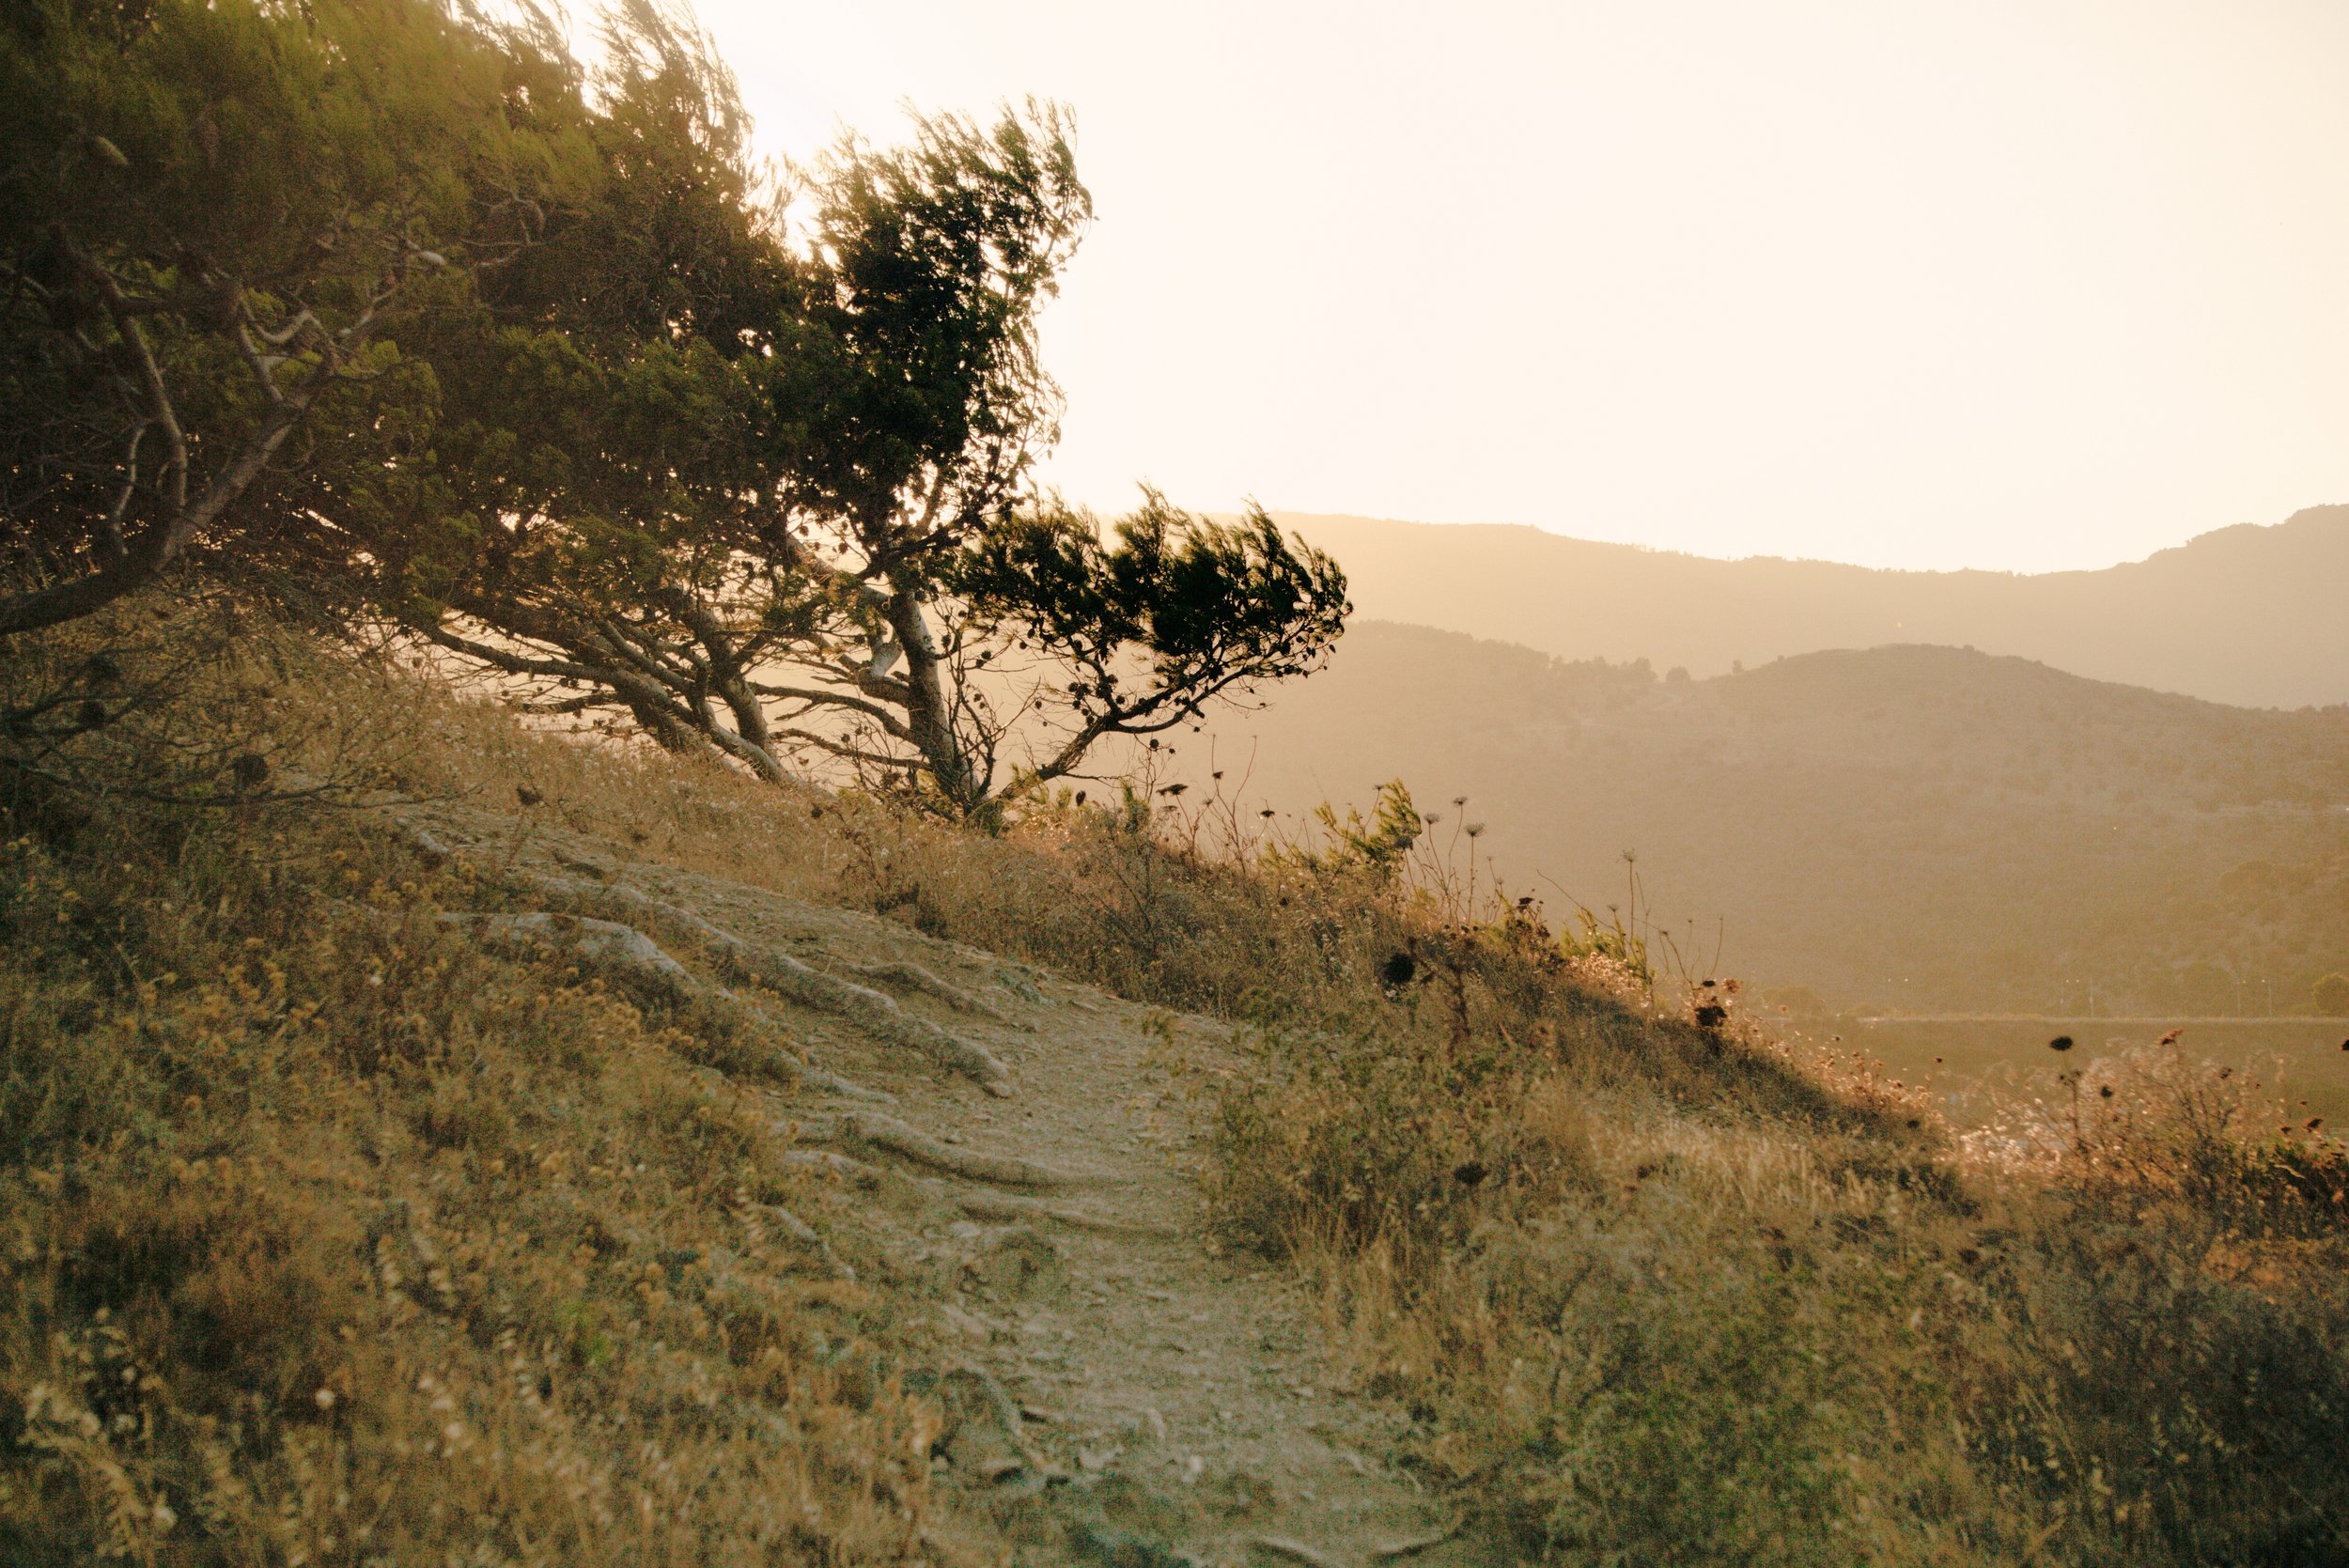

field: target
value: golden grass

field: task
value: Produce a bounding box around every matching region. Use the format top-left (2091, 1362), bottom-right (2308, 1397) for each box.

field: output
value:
top-left (1195, 924), bottom-right (2349, 1563)
top-left (6, 616), bottom-right (2347, 1565)
top-left (0, 629), bottom-right (990, 1565)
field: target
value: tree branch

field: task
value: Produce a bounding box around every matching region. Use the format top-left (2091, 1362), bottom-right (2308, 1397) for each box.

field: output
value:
top-left (0, 247), bottom-right (402, 639)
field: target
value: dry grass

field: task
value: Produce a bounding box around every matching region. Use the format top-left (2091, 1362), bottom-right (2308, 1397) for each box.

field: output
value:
top-left (0, 628), bottom-right (988, 1566)
top-left (7, 616), bottom-right (2347, 1565)
top-left (1193, 908), bottom-right (2349, 1563)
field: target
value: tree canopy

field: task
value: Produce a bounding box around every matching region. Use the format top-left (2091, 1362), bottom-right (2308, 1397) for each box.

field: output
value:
top-left (0, 0), bottom-right (608, 633)
top-left (1, 0), bottom-right (1349, 815)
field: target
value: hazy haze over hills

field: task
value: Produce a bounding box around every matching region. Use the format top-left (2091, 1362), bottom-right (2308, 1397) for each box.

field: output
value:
top-left (1275, 505), bottom-right (2349, 709)
top-left (1184, 626), bottom-right (2349, 1015)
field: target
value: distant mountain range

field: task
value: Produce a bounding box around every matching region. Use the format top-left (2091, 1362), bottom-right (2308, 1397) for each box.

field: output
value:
top-left (1181, 627), bottom-right (2349, 1014)
top-left (1273, 505), bottom-right (2349, 709)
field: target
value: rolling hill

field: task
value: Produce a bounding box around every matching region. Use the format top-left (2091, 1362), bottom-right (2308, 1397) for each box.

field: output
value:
top-left (1273, 504), bottom-right (2349, 709)
top-left (1182, 624), bottom-right (2349, 1014)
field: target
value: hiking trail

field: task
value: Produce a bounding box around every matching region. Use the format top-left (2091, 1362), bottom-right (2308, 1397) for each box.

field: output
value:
top-left (392, 800), bottom-right (1480, 1568)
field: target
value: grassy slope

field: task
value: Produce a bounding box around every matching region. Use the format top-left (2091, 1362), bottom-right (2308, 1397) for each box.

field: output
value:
top-left (0, 646), bottom-right (977, 1565)
top-left (4, 624), bottom-right (2347, 1565)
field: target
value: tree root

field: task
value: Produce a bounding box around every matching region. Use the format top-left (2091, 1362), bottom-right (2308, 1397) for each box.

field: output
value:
top-left (516, 869), bottom-right (1016, 1096)
top-left (809, 1110), bottom-right (1101, 1190)
top-left (1372, 1520), bottom-right (1464, 1560)
top-left (445, 910), bottom-right (702, 1001)
top-left (437, 910), bottom-right (891, 1104)
top-left (951, 1190), bottom-right (1174, 1238)
top-left (785, 1149), bottom-right (886, 1188)
top-left (392, 815), bottom-right (1012, 1094)
top-left (844, 958), bottom-right (1015, 1023)
top-left (797, 1065), bottom-right (897, 1105)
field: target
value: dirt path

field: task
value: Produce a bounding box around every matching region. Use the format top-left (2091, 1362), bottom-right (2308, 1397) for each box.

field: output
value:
top-left (396, 802), bottom-right (1478, 1568)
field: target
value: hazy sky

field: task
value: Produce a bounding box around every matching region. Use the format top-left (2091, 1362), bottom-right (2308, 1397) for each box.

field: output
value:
top-left (682, 0), bottom-right (2349, 573)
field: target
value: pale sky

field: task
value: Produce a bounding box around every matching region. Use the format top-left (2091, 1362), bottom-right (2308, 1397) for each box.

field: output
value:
top-left (682, 0), bottom-right (2349, 573)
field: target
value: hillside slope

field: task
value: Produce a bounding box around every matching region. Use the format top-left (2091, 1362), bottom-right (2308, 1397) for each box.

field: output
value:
top-left (0, 658), bottom-right (1474, 1566)
top-left (8, 633), bottom-right (2348, 1567)
top-left (1275, 504), bottom-right (2349, 707)
top-left (1186, 625), bottom-right (2349, 1012)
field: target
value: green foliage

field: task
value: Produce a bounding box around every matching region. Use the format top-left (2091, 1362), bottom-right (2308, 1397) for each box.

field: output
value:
top-left (0, 0), bottom-right (597, 632)
top-left (1297, 779), bottom-right (1424, 878)
top-left (769, 102), bottom-right (1091, 532)
top-left (393, 86), bottom-right (1345, 813)
top-left (957, 491), bottom-right (1350, 783)
top-left (3, 1), bottom-right (1347, 812)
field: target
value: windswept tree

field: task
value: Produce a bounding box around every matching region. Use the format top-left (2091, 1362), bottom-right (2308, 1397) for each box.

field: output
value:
top-left (0, 0), bottom-right (600, 639)
top-left (943, 491), bottom-right (1351, 800)
top-left (0, 0), bottom-right (1349, 804)
top-left (405, 93), bottom-right (1350, 816)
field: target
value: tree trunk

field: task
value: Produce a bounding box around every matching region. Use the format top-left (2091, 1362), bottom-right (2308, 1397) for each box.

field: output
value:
top-left (884, 585), bottom-right (981, 813)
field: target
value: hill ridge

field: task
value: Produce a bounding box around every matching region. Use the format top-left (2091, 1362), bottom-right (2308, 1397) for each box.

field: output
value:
top-left (1270, 504), bottom-right (2349, 707)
